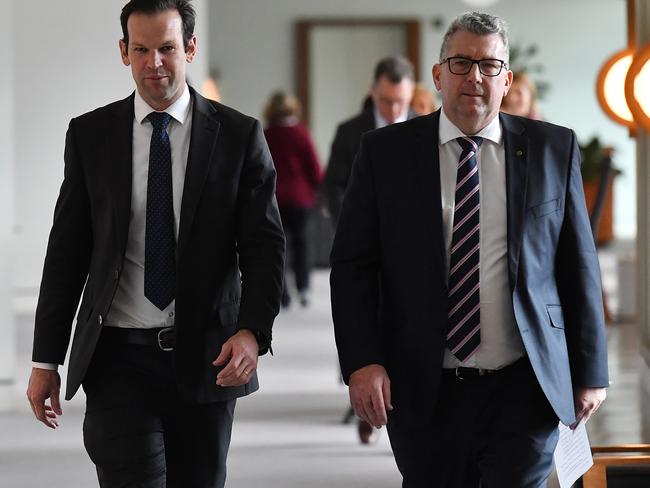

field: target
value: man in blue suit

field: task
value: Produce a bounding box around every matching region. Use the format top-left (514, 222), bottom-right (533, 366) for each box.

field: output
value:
top-left (330, 11), bottom-right (608, 488)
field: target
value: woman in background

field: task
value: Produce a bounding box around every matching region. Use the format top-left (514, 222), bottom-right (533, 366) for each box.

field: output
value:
top-left (263, 91), bottom-right (323, 307)
top-left (501, 71), bottom-right (541, 119)
top-left (410, 83), bottom-right (437, 116)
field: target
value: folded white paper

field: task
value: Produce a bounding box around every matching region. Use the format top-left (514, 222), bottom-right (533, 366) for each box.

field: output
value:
top-left (553, 420), bottom-right (593, 488)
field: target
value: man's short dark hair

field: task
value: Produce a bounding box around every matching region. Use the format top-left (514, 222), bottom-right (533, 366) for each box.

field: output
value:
top-left (373, 56), bottom-right (415, 84)
top-left (121, 0), bottom-right (196, 51)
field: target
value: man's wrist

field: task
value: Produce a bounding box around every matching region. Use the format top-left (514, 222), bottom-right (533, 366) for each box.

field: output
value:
top-left (240, 328), bottom-right (272, 355)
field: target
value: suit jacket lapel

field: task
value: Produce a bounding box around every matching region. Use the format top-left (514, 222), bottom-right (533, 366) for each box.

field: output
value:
top-left (415, 111), bottom-right (448, 282)
top-left (177, 88), bottom-right (221, 259)
top-left (107, 94), bottom-right (135, 258)
top-left (500, 113), bottom-right (529, 290)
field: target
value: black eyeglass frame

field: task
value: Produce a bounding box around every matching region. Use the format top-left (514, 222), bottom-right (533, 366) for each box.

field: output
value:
top-left (440, 56), bottom-right (509, 77)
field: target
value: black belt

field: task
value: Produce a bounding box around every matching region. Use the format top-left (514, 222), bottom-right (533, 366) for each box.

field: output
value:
top-left (102, 326), bottom-right (175, 351)
top-left (442, 357), bottom-right (525, 381)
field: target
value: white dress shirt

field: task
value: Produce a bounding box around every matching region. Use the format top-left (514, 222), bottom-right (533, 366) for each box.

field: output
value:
top-left (374, 107), bottom-right (409, 129)
top-left (106, 84), bottom-right (192, 329)
top-left (33, 85), bottom-right (193, 370)
top-left (438, 108), bottom-right (525, 370)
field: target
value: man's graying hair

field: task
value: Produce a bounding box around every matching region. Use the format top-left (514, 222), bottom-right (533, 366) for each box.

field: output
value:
top-left (439, 12), bottom-right (509, 62)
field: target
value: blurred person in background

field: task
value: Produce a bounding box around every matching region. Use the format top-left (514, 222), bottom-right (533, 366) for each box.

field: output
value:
top-left (263, 91), bottom-right (323, 308)
top-left (323, 56), bottom-right (416, 225)
top-left (411, 83), bottom-right (438, 115)
top-left (500, 70), bottom-right (541, 119)
top-left (324, 55), bottom-right (416, 445)
top-left (25, 0), bottom-right (284, 486)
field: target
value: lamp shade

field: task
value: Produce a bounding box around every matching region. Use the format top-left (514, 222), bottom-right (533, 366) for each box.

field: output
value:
top-left (596, 48), bottom-right (636, 128)
top-left (625, 42), bottom-right (650, 132)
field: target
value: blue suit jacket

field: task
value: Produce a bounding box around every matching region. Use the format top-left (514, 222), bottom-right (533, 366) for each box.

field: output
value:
top-left (330, 110), bottom-right (609, 426)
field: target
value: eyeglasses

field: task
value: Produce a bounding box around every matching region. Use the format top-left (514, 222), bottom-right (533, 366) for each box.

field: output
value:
top-left (441, 57), bottom-right (508, 77)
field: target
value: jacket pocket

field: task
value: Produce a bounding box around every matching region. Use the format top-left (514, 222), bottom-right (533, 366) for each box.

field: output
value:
top-left (546, 305), bottom-right (565, 329)
top-left (530, 198), bottom-right (561, 218)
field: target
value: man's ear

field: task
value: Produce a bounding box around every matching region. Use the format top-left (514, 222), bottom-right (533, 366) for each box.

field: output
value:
top-left (119, 39), bottom-right (130, 67)
top-left (503, 69), bottom-right (513, 97)
top-left (432, 64), bottom-right (442, 91)
top-left (185, 35), bottom-right (197, 63)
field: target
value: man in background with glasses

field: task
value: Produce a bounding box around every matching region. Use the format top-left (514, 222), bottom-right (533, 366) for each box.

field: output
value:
top-left (331, 11), bottom-right (608, 487)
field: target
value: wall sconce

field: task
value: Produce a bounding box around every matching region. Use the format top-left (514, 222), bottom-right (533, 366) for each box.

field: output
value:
top-left (595, 0), bottom-right (649, 134)
top-left (596, 48), bottom-right (636, 130)
top-left (625, 42), bottom-right (650, 131)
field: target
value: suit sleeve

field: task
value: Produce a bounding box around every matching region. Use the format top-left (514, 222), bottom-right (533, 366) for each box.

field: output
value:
top-left (32, 119), bottom-right (93, 364)
top-left (556, 130), bottom-right (609, 388)
top-left (235, 119), bottom-right (285, 353)
top-left (323, 124), bottom-right (352, 223)
top-left (330, 133), bottom-right (383, 383)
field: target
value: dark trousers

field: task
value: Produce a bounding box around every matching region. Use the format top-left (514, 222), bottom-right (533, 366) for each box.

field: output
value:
top-left (279, 206), bottom-right (311, 292)
top-left (387, 358), bottom-right (559, 488)
top-left (82, 329), bottom-right (236, 488)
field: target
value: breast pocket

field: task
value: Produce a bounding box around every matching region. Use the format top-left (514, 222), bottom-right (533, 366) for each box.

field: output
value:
top-left (546, 304), bottom-right (565, 329)
top-left (530, 198), bottom-right (561, 219)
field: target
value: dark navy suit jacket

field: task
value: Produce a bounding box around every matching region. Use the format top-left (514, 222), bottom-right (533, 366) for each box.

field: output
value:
top-left (330, 110), bottom-right (608, 426)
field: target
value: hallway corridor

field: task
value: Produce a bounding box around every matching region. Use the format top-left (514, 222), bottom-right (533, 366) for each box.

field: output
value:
top-left (1, 267), bottom-right (643, 487)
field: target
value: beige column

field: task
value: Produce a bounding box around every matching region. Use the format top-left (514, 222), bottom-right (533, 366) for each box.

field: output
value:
top-left (634, 0), bottom-right (650, 442)
top-left (0, 0), bottom-right (15, 412)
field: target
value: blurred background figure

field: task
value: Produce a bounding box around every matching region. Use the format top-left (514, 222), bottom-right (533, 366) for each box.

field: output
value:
top-left (410, 83), bottom-right (437, 115)
top-left (323, 56), bottom-right (415, 445)
top-left (323, 56), bottom-right (415, 225)
top-left (264, 91), bottom-right (323, 308)
top-left (500, 70), bottom-right (541, 119)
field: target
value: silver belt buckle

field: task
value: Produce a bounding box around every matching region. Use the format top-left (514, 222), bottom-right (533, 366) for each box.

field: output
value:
top-left (157, 327), bottom-right (175, 352)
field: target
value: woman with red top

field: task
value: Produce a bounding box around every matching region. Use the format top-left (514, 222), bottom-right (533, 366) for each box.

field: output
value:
top-left (263, 91), bottom-right (323, 307)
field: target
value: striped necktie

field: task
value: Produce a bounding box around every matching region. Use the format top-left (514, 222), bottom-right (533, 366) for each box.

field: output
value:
top-left (446, 136), bottom-right (483, 362)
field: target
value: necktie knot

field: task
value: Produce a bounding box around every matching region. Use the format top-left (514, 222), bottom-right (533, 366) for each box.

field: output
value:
top-left (148, 112), bottom-right (172, 131)
top-left (456, 136), bottom-right (483, 154)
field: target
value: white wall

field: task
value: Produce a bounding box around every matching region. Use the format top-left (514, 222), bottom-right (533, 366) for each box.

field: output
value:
top-left (12, 0), bottom-right (210, 291)
top-left (209, 0), bottom-right (636, 238)
top-left (1, 0), bottom-right (16, 409)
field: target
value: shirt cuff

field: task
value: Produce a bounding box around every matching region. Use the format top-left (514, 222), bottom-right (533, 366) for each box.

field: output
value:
top-left (32, 362), bottom-right (58, 371)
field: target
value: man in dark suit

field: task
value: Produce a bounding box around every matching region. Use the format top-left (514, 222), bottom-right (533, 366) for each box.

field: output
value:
top-left (331, 12), bottom-right (608, 488)
top-left (26, 1), bottom-right (284, 486)
top-left (324, 56), bottom-right (415, 445)
top-left (323, 56), bottom-right (416, 224)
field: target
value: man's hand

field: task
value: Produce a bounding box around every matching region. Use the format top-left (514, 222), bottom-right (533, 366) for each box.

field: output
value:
top-left (349, 364), bottom-right (393, 429)
top-left (213, 329), bottom-right (259, 387)
top-left (26, 368), bottom-right (62, 429)
top-left (571, 386), bottom-right (607, 429)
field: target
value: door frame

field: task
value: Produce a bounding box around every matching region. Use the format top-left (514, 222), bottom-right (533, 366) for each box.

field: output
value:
top-left (295, 18), bottom-right (421, 127)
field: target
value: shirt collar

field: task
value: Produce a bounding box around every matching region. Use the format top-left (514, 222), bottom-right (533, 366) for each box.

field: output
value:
top-left (374, 106), bottom-right (408, 129)
top-left (134, 83), bottom-right (191, 125)
top-left (438, 107), bottom-right (502, 146)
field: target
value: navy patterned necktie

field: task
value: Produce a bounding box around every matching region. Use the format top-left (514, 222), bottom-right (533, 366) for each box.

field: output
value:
top-left (446, 136), bottom-right (483, 361)
top-left (144, 112), bottom-right (176, 310)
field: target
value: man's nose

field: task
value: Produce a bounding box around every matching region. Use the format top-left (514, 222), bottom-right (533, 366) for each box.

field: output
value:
top-left (147, 50), bottom-right (163, 68)
top-left (466, 63), bottom-right (483, 82)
